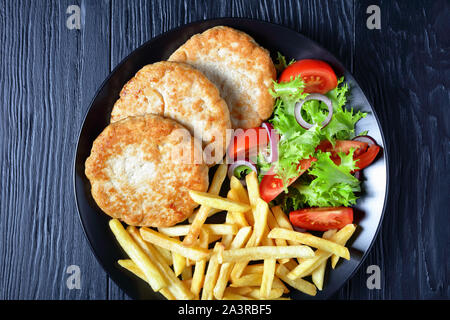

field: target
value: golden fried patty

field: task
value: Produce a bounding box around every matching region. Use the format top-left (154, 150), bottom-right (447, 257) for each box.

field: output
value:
top-left (85, 114), bottom-right (209, 227)
top-left (110, 61), bottom-right (231, 164)
top-left (169, 26), bottom-right (277, 129)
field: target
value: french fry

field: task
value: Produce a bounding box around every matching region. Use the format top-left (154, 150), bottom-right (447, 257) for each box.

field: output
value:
top-left (230, 273), bottom-right (288, 293)
top-left (189, 190), bottom-right (251, 212)
top-left (201, 243), bottom-right (222, 300)
top-left (230, 176), bottom-right (250, 204)
top-left (227, 189), bottom-right (249, 228)
top-left (213, 226), bottom-right (252, 299)
top-left (245, 171), bottom-right (260, 208)
top-left (117, 259), bottom-right (176, 300)
top-left (184, 163), bottom-right (227, 245)
top-left (242, 263), bottom-right (264, 275)
top-left (154, 245), bottom-right (173, 266)
top-left (140, 227), bottom-right (210, 261)
top-left (172, 237), bottom-right (186, 276)
top-left (127, 226), bottom-right (195, 300)
top-left (266, 208), bottom-right (289, 264)
top-left (223, 291), bottom-right (255, 300)
top-left (159, 224), bottom-right (238, 237)
top-left (109, 219), bottom-right (167, 291)
top-left (331, 227), bottom-right (353, 268)
top-left (311, 229), bottom-right (336, 290)
top-left (260, 238), bottom-right (276, 299)
top-left (276, 264), bottom-right (317, 296)
top-left (252, 199), bottom-right (269, 245)
top-left (188, 207), bottom-right (222, 223)
top-left (230, 176), bottom-right (254, 225)
top-left (220, 245), bottom-right (314, 263)
top-left (224, 286), bottom-right (253, 296)
top-left (181, 266), bottom-right (193, 281)
top-left (249, 287), bottom-right (284, 300)
top-left (287, 224), bottom-right (357, 280)
top-left (268, 228), bottom-right (350, 260)
top-left (190, 229), bottom-right (209, 299)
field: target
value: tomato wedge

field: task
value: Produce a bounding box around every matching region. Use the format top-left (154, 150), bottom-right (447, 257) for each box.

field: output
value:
top-left (279, 59), bottom-right (338, 94)
top-left (289, 207), bottom-right (353, 231)
top-left (227, 127), bottom-right (269, 160)
top-left (316, 140), bottom-right (369, 158)
top-left (353, 145), bottom-right (380, 171)
top-left (260, 158), bottom-right (316, 203)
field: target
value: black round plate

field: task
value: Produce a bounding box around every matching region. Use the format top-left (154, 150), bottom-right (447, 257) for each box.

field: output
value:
top-left (74, 18), bottom-right (388, 300)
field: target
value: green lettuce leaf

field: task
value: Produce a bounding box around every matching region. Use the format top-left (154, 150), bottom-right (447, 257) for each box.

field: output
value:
top-left (289, 150), bottom-right (361, 208)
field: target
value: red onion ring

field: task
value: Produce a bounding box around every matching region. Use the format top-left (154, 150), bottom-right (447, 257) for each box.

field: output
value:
top-left (352, 135), bottom-right (377, 146)
top-left (228, 160), bottom-right (258, 186)
top-left (353, 170), bottom-right (361, 180)
top-left (294, 93), bottom-right (333, 129)
top-left (261, 122), bottom-right (279, 163)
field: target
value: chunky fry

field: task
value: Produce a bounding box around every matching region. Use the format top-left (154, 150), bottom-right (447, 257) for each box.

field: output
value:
top-left (268, 228), bottom-right (350, 259)
top-left (140, 227), bottom-right (210, 261)
top-left (184, 164), bottom-right (227, 245)
top-left (189, 190), bottom-right (251, 212)
top-left (219, 245), bottom-right (315, 263)
top-left (109, 219), bottom-right (166, 291)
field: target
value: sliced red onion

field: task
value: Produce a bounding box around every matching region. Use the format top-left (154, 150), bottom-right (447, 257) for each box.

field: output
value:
top-left (354, 171), bottom-right (361, 180)
top-left (261, 122), bottom-right (279, 163)
top-left (228, 160), bottom-right (258, 186)
top-left (294, 93), bottom-right (333, 129)
top-left (352, 135), bottom-right (377, 146)
top-left (293, 226), bottom-right (307, 233)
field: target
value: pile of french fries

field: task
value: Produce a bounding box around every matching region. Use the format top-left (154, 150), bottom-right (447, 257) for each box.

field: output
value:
top-left (109, 164), bottom-right (357, 300)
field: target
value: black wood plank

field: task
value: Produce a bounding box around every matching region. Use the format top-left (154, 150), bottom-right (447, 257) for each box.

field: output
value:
top-left (0, 0), bottom-right (110, 299)
top-left (334, 0), bottom-right (449, 299)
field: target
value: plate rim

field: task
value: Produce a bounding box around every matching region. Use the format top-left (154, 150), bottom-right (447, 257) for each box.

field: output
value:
top-left (73, 16), bottom-right (390, 300)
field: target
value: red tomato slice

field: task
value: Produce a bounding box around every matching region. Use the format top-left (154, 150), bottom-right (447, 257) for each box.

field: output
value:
top-left (279, 59), bottom-right (338, 94)
top-left (260, 158), bottom-right (316, 203)
top-left (316, 140), bottom-right (369, 158)
top-left (227, 127), bottom-right (269, 160)
top-left (353, 145), bottom-right (380, 171)
top-left (289, 207), bottom-right (353, 231)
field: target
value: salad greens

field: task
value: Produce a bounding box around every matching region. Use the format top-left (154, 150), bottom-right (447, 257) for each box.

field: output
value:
top-left (259, 54), bottom-right (368, 211)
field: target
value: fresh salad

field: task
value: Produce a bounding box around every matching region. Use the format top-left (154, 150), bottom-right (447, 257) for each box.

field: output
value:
top-left (227, 54), bottom-right (381, 232)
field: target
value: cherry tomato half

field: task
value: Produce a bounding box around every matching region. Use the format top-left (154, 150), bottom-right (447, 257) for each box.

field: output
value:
top-left (289, 207), bottom-right (353, 231)
top-left (279, 59), bottom-right (338, 94)
top-left (260, 158), bottom-right (316, 203)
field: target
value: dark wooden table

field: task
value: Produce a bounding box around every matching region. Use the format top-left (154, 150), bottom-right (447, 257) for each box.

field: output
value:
top-left (0, 0), bottom-right (448, 300)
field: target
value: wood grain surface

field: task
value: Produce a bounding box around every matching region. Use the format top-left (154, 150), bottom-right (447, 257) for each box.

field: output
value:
top-left (0, 0), bottom-right (448, 299)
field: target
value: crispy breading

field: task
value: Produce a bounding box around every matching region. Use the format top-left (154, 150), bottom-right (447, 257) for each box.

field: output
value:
top-left (169, 26), bottom-right (276, 129)
top-left (85, 114), bottom-right (209, 227)
top-left (110, 61), bottom-right (231, 165)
